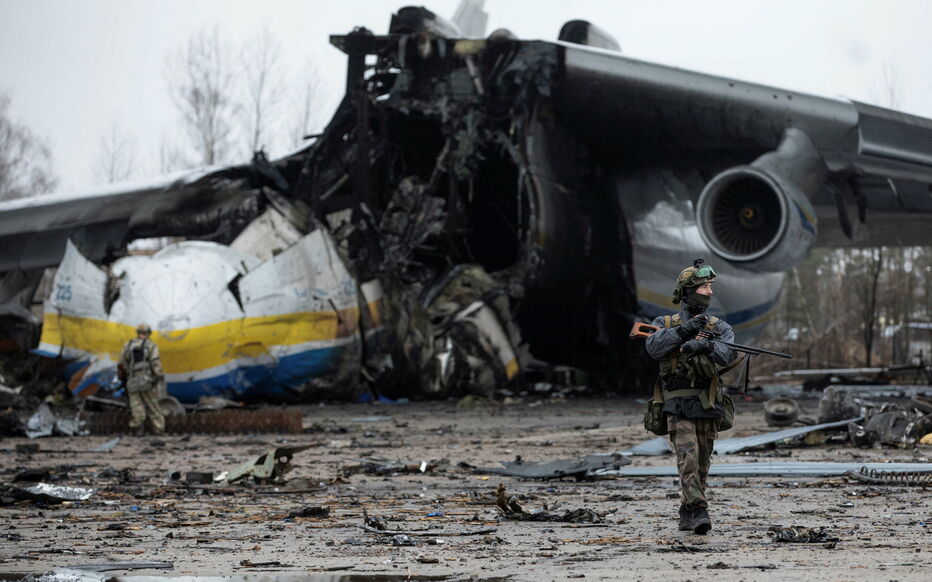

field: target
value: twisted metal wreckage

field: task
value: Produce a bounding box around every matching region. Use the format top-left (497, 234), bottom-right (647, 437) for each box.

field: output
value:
top-left (2, 5), bottom-right (932, 402)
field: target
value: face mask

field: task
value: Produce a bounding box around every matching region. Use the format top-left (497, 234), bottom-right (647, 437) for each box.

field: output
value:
top-left (683, 288), bottom-right (711, 310)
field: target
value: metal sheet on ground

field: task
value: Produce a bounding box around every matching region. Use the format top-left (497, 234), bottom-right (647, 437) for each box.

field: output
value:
top-left (713, 417), bottom-right (860, 454)
top-left (597, 461), bottom-right (932, 477)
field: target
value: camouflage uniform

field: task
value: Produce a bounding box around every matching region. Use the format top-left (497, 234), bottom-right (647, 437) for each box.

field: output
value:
top-left (119, 335), bottom-right (165, 434)
top-left (644, 263), bottom-right (736, 533)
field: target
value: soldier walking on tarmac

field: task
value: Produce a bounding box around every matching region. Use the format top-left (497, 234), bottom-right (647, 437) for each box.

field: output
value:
top-left (645, 260), bottom-right (736, 534)
top-left (119, 323), bottom-right (166, 435)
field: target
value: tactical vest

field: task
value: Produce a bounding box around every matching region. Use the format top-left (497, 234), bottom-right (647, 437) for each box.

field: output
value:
top-left (124, 338), bottom-right (158, 393)
top-left (655, 313), bottom-right (721, 410)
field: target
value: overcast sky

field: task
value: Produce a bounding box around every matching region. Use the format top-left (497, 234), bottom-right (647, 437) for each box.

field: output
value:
top-left (1, 0), bottom-right (931, 193)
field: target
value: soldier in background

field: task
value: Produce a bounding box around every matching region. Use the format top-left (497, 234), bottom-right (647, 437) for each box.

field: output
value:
top-left (645, 261), bottom-right (736, 534)
top-left (118, 323), bottom-right (165, 435)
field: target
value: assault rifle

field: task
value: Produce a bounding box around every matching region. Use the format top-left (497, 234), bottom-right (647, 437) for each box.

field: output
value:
top-left (629, 321), bottom-right (792, 392)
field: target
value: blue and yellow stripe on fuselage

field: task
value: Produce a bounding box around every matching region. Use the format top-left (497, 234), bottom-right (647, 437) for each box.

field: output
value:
top-left (37, 302), bottom-right (379, 402)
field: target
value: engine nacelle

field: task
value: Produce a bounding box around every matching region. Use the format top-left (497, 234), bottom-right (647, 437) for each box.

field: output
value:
top-left (696, 129), bottom-right (823, 273)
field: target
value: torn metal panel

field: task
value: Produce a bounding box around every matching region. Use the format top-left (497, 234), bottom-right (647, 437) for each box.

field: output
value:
top-left (615, 436), bottom-right (672, 456)
top-left (25, 402), bottom-right (86, 438)
top-left (421, 265), bottom-right (524, 396)
top-left (36, 229), bottom-right (379, 403)
top-left (0, 268), bottom-right (42, 350)
top-left (230, 207), bottom-right (303, 261)
top-left (613, 419), bottom-right (863, 457)
top-left (597, 462), bottom-right (932, 478)
top-left (0, 482), bottom-right (95, 504)
top-left (848, 408), bottom-right (932, 448)
top-left (475, 453), bottom-right (629, 479)
top-left (713, 418), bottom-right (860, 454)
top-left (225, 445), bottom-right (313, 483)
top-left (0, 159), bottom-right (273, 272)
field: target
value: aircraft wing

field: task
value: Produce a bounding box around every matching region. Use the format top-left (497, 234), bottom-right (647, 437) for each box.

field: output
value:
top-left (0, 148), bottom-right (311, 273)
top-left (549, 41), bottom-right (932, 251)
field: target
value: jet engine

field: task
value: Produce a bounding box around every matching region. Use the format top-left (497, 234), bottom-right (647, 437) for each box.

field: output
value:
top-left (696, 128), bottom-right (824, 273)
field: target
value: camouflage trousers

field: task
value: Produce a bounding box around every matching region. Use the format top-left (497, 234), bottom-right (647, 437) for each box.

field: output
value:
top-left (128, 387), bottom-right (165, 434)
top-left (667, 414), bottom-right (718, 509)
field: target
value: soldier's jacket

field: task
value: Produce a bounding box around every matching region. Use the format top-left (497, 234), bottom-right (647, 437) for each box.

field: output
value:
top-left (645, 307), bottom-right (736, 419)
top-left (119, 337), bottom-right (163, 393)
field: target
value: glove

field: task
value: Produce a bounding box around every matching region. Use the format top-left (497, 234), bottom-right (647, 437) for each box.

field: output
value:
top-left (676, 315), bottom-right (708, 341)
top-left (681, 338), bottom-right (714, 356)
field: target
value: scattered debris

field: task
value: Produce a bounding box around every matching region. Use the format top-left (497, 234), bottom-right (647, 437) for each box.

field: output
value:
top-left (713, 418), bottom-right (859, 454)
top-left (597, 462), bottom-right (932, 478)
top-left (845, 467), bottom-right (932, 486)
top-left (31, 569), bottom-right (107, 582)
top-left (847, 403), bottom-right (932, 448)
top-left (360, 523), bottom-right (497, 537)
top-left (91, 437), bottom-right (120, 452)
top-left (475, 453), bottom-right (629, 480)
top-left (343, 456), bottom-right (444, 476)
top-left (656, 542), bottom-right (720, 553)
top-left (617, 437), bottom-right (671, 456)
top-left (68, 562), bottom-right (174, 572)
top-left (15, 443), bottom-right (40, 454)
top-left (763, 397), bottom-right (800, 427)
top-left (707, 561), bottom-right (778, 570)
top-left (195, 396), bottom-right (244, 411)
top-left (25, 402), bottom-right (87, 438)
top-left (392, 534), bottom-right (416, 546)
top-left (495, 483), bottom-right (604, 523)
top-left (0, 482), bottom-right (95, 504)
top-left (769, 526), bottom-right (839, 544)
top-left (225, 445), bottom-right (314, 483)
top-left (288, 506), bottom-right (331, 518)
top-left (817, 386), bottom-right (869, 423)
top-left (239, 559), bottom-right (293, 568)
top-left (185, 471), bottom-right (214, 484)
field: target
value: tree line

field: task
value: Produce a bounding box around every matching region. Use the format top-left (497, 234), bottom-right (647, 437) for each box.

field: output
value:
top-left (0, 25), bottom-right (322, 197)
top-left (756, 246), bottom-right (932, 375)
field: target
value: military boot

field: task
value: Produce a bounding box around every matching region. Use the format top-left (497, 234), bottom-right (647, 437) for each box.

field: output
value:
top-left (678, 505), bottom-right (693, 531)
top-left (692, 507), bottom-right (711, 535)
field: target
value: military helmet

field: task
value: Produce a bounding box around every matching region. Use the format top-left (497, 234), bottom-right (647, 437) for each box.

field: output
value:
top-left (672, 259), bottom-right (716, 304)
top-left (136, 323), bottom-right (152, 335)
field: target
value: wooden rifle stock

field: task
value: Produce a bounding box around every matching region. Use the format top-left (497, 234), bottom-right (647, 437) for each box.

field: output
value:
top-left (629, 322), bottom-right (660, 339)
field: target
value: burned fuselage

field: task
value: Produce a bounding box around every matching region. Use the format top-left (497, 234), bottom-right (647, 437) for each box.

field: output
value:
top-left (289, 18), bottom-right (780, 393)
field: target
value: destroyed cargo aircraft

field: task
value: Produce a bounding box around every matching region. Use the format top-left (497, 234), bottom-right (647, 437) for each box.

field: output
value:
top-left (1, 3), bottom-right (932, 401)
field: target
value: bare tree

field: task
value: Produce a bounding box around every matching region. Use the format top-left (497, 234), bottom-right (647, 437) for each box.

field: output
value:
top-left (289, 59), bottom-right (324, 150)
top-left (165, 28), bottom-right (240, 166)
top-left (92, 123), bottom-right (137, 184)
top-left (0, 90), bottom-right (57, 200)
top-left (874, 61), bottom-right (903, 110)
top-left (157, 133), bottom-right (191, 175)
top-left (855, 248), bottom-right (884, 366)
top-left (241, 28), bottom-right (285, 155)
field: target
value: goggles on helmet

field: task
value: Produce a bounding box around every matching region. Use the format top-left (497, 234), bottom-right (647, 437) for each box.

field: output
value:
top-left (694, 265), bottom-right (716, 279)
